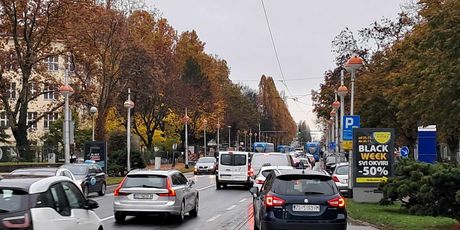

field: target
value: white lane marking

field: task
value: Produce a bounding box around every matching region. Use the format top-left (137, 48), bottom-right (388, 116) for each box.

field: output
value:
top-left (197, 184), bottom-right (216, 191)
top-left (206, 214), bottom-right (222, 222)
top-left (101, 215), bottom-right (114, 222)
top-left (226, 205), bottom-right (237, 211)
top-left (239, 198), bottom-right (247, 203)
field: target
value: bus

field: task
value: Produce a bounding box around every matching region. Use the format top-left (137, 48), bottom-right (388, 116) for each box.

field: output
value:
top-left (253, 142), bottom-right (275, 153)
top-left (276, 145), bottom-right (292, 153)
top-left (305, 142), bottom-right (321, 162)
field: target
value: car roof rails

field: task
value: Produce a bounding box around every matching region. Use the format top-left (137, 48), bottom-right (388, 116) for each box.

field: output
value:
top-left (262, 163), bottom-right (272, 167)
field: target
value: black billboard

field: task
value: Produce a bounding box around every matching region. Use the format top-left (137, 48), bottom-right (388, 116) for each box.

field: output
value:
top-left (84, 141), bottom-right (107, 173)
top-left (353, 128), bottom-right (394, 187)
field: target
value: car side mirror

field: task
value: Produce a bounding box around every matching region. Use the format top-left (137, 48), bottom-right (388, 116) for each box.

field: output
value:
top-left (84, 199), bottom-right (99, 210)
top-left (188, 180), bottom-right (195, 187)
top-left (249, 187), bottom-right (259, 198)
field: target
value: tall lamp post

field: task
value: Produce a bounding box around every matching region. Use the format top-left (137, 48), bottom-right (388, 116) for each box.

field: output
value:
top-left (244, 130), bottom-right (248, 151)
top-left (338, 72), bottom-right (348, 153)
top-left (332, 95), bottom-right (340, 153)
top-left (228, 126), bottom-right (231, 149)
top-left (344, 55), bottom-right (363, 115)
top-left (59, 69), bottom-right (74, 164)
top-left (90, 106), bottom-right (98, 141)
top-left (183, 109), bottom-right (190, 168)
top-left (249, 131), bottom-right (253, 152)
top-left (330, 110), bottom-right (337, 152)
top-left (216, 121), bottom-right (221, 154)
top-left (123, 88), bottom-right (134, 172)
top-left (203, 119), bottom-right (208, 156)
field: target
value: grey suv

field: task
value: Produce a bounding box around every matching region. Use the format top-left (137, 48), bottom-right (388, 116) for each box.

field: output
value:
top-left (113, 170), bottom-right (199, 224)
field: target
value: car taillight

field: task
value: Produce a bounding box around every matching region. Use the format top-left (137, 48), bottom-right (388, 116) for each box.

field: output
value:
top-left (248, 165), bottom-right (254, 177)
top-left (332, 175), bottom-right (340, 182)
top-left (2, 212), bottom-right (31, 228)
top-left (264, 195), bottom-right (285, 207)
top-left (114, 176), bottom-right (127, 196)
top-left (159, 177), bottom-right (176, 197)
top-left (328, 196), bottom-right (345, 208)
top-left (255, 179), bottom-right (264, 184)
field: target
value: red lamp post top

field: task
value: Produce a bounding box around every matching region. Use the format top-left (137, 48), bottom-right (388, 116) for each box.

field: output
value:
top-left (337, 85), bottom-right (348, 97)
top-left (59, 85), bottom-right (74, 96)
top-left (216, 123), bottom-right (221, 129)
top-left (123, 100), bottom-right (134, 109)
top-left (330, 109), bottom-right (337, 117)
top-left (345, 55), bottom-right (363, 72)
top-left (182, 115), bottom-right (190, 124)
top-left (332, 100), bottom-right (340, 109)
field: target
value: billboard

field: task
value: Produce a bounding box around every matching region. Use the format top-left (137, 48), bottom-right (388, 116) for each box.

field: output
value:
top-left (353, 128), bottom-right (394, 187)
top-left (84, 141), bottom-right (107, 173)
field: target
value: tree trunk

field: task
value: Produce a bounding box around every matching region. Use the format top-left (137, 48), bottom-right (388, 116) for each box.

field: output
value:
top-left (95, 109), bottom-right (108, 141)
top-left (12, 126), bottom-right (31, 161)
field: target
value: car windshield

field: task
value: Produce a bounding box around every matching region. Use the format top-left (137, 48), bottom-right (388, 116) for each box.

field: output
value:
top-left (123, 175), bottom-right (166, 189)
top-left (335, 165), bottom-right (348, 175)
top-left (326, 157), bottom-right (337, 163)
top-left (11, 170), bottom-right (55, 176)
top-left (197, 157), bottom-right (216, 163)
top-left (272, 175), bottom-right (337, 196)
top-left (252, 155), bottom-right (290, 168)
top-left (261, 169), bottom-right (275, 177)
top-left (62, 165), bottom-right (88, 175)
top-left (0, 189), bottom-right (29, 213)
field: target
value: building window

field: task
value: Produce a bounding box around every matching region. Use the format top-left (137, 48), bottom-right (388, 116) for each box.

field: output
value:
top-left (43, 84), bottom-right (56, 100)
top-left (47, 56), bottom-right (59, 72)
top-left (7, 82), bottom-right (16, 99)
top-left (29, 82), bottom-right (39, 97)
top-left (44, 112), bottom-right (58, 129)
top-left (27, 112), bottom-right (38, 129)
top-left (0, 112), bottom-right (7, 127)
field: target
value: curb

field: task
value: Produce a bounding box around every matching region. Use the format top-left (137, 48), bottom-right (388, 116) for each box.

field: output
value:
top-left (348, 216), bottom-right (382, 229)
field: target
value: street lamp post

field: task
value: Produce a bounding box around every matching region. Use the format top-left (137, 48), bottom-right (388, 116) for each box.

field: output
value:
top-left (183, 109), bottom-right (190, 168)
top-left (203, 119), bottom-right (208, 156)
top-left (90, 106), bottom-right (98, 141)
top-left (237, 130), bottom-right (240, 151)
top-left (249, 131), bottom-right (253, 152)
top-left (123, 88), bottom-right (135, 172)
top-left (59, 69), bottom-right (74, 164)
top-left (216, 121), bottom-right (221, 154)
top-left (244, 130), bottom-right (247, 151)
top-left (344, 55), bottom-right (363, 115)
top-left (332, 96), bottom-right (340, 153)
top-left (338, 70), bottom-right (348, 153)
top-left (228, 126), bottom-right (231, 149)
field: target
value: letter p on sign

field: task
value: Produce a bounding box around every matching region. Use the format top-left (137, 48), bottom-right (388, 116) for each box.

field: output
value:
top-left (343, 115), bottom-right (360, 141)
top-left (345, 117), bottom-right (354, 129)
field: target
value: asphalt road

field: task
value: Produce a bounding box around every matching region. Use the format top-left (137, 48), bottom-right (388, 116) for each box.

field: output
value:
top-left (92, 172), bottom-right (377, 230)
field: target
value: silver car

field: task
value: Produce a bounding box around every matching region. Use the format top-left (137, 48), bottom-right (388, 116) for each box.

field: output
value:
top-left (113, 169), bottom-right (199, 223)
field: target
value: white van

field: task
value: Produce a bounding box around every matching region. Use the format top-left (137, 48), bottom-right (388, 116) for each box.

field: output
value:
top-left (216, 151), bottom-right (252, 189)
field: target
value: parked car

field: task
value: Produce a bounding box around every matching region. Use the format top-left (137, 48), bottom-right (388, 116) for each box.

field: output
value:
top-left (216, 151), bottom-right (252, 189)
top-left (113, 169), bottom-right (199, 224)
top-left (194, 157), bottom-right (217, 175)
top-left (250, 169), bottom-right (347, 230)
top-left (250, 152), bottom-right (294, 177)
top-left (0, 175), bottom-right (102, 230)
top-left (10, 167), bottom-right (80, 190)
top-left (253, 165), bottom-right (294, 191)
top-left (60, 163), bottom-right (107, 197)
top-left (332, 163), bottom-right (349, 196)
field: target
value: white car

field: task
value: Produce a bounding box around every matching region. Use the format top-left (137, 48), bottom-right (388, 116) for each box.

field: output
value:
top-left (216, 151), bottom-right (252, 189)
top-left (332, 162), bottom-right (349, 196)
top-left (10, 167), bottom-right (81, 191)
top-left (0, 175), bottom-right (103, 230)
top-left (253, 165), bottom-right (294, 191)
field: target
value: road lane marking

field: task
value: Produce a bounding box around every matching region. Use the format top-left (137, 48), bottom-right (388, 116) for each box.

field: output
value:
top-left (206, 214), bottom-right (222, 222)
top-left (197, 184), bottom-right (216, 191)
top-left (226, 205), bottom-right (237, 210)
top-left (101, 215), bottom-right (114, 222)
top-left (239, 198), bottom-right (247, 203)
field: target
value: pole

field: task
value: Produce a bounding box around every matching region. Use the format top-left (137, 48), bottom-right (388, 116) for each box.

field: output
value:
top-left (351, 70), bottom-right (355, 115)
top-left (339, 70), bottom-right (345, 153)
top-left (92, 114), bottom-right (95, 141)
top-left (228, 126), bottom-right (231, 149)
top-left (127, 88), bottom-right (131, 172)
top-left (237, 131), bottom-right (240, 151)
top-left (258, 123), bottom-right (261, 141)
top-left (204, 125), bottom-right (207, 157)
top-left (335, 92), bottom-right (339, 153)
top-left (217, 124), bottom-right (220, 154)
top-left (185, 108), bottom-right (189, 168)
top-left (64, 69), bottom-right (70, 164)
top-left (244, 133), bottom-right (247, 151)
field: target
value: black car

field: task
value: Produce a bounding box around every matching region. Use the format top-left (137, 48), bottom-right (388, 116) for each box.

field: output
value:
top-left (61, 163), bottom-right (107, 197)
top-left (250, 169), bottom-right (347, 230)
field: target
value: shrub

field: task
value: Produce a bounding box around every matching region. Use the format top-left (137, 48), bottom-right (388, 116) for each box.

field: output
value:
top-left (107, 149), bottom-right (146, 176)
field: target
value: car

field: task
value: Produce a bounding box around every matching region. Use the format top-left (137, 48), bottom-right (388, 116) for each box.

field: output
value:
top-left (194, 157), bottom-right (217, 175)
top-left (216, 151), bottom-right (252, 189)
top-left (325, 155), bottom-right (347, 174)
top-left (250, 169), bottom-right (347, 230)
top-left (113, 169), bottom-right (199, 224)
top-left (305, 153), bottom-right (316, 167)
top-left (253, 165), bottom-right (294, 191)
top-left (250, 152), bottom-right (294, 177)
top-left (9, 167), bottom-right (80, 190)
top-left (0, 175), bottom-right (102, 230)
top-left (332, 163), bottom-right (350, 196)
top-left (295, 158), bottom-right (313, 170)
top-left (60, 163), bottom-right (107, 197)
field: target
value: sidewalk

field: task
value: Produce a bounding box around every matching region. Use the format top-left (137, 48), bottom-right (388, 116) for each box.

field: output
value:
top-left (145, 163), bottom-right (194, 173)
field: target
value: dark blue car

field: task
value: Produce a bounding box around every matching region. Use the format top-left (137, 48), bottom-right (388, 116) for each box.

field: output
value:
top-left (250, 169), bottom-right (347, 230)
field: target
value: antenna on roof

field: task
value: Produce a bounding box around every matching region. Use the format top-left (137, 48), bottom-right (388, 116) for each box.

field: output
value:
top-left (300, 161), bottom-right (305, 174)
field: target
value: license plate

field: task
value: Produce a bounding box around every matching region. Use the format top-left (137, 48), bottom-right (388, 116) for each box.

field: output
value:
top-left (134, 193), bottom-right (153, 199)
top-left (344, 179), bottom-right (348, 183)
top-left (292, 204), bottom-right (320, 212)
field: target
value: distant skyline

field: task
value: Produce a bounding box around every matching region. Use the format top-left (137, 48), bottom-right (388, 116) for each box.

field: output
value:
top-left (147, 0), bottom-right (405, 136)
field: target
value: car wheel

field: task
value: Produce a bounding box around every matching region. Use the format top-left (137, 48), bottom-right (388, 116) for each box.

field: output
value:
top-left (175, 201), bottom-right (185, 223)
top-left (83, 185), bottom-right (89, 198)
top-left (189, 196), bottom-right (199, 217)
top-left (253, 219), bottom-right (260, 230)
top-left (114, 212), bottom-right (126, 224)
top-left (98, 182), bottom-right (106, 196)
top-left (216, 181), bottom-right (221, 190)
top-left (222, 184), bottom-right (227, 189)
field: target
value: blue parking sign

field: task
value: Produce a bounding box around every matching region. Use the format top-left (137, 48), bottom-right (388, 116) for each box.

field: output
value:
top-left (343, 116), bottom-right (360, 141)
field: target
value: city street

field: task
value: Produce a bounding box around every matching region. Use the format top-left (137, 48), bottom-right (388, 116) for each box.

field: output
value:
top-left (92, 173), bottom-right (376, 230)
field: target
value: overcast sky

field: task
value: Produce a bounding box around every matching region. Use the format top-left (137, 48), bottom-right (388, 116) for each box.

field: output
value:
top-left (146, 0), bottom-right (405, 134)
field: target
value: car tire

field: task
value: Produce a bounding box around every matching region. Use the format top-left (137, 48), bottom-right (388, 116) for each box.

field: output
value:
top-left (98, 182), bottom-right (106, 196)
top-left (216, 181), bottom-right (221, 190)
top-left (194, 172), bottom-right (197, 175)
top-left (189, 196), bottom-right (199, 217)
top-left (114, 212), bottom-right (126, 224)
top-left (253, 219), bottom-right (260, 230)
top-left (222, 184), bottom-right (227, 189)
top-left (83, 185), bottom-right (89, 198)
top-left (174, 201), bottom-right (185, 223)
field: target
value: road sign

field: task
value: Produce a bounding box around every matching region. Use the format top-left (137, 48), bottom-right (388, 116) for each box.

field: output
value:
top-left (342, 141), bottom-right (352, 150)
top-left (400, 146), bottom-right (409, 158)
top-left (343, 116), bottom-right (360, 141)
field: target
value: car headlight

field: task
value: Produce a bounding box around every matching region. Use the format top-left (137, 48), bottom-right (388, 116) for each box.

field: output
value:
top-left (209, 165), bottom-right (214, 169)
top-left (194, 166), bottom-right (198, 169)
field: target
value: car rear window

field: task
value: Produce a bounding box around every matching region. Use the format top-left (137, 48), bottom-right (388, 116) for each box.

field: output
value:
top-left (0, 189), bottom-right (29, 213)
top-left (271, 175), bottom-right (337, 196)
top-left (335, 165), bottom-right (348, 175)
top-left (252, 155), bottom-right (290, 168)
top-left (220, 154), bottom-right (232, 166)
top-left (62, 165), bottom-right (88, 175)
top-left (261, 169), bottom-right (274, 177)
top-left (123, 175), bottom-right (166, 189)
top-left (220, 154), bottom-right (246, 166)
top-left (234, 155), bottom-right (246, 166)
